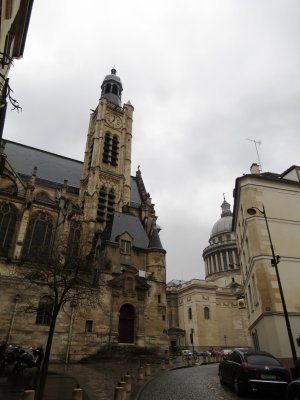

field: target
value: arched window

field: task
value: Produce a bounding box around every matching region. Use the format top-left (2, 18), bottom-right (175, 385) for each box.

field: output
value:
top-left (36, 296), bottom-right (53, 325)
top-left (204, 307), bottom-right (210, 320)
top-left (23, 212), bottom-right (53, 261)
top-left (0, 202), bottom-right (18, 257)
top-left (105, 83), bottom-right (111, 94)
top-left (66, 220), bottom-right (81, 262)
top-left (112, 84), bottom-right (118, 95)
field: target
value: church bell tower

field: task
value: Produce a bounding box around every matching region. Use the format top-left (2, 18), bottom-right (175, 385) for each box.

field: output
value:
top-left (80, 69), bottom-right (134, 240)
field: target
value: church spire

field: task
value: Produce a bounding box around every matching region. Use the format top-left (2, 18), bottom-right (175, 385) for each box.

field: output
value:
top-left (100, 68), bottom-right (123, 107)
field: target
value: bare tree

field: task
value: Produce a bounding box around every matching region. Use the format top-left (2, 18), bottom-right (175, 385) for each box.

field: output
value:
top-left (19, 244), bottom-right (102, 400)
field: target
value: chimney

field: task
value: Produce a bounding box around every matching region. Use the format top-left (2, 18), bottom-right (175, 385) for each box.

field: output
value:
top-left (250, 163), bottom-right (260, 174)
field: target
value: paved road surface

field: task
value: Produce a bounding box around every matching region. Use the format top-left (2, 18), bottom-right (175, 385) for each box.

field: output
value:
top-left (137, 364), bottom-right (287, 400)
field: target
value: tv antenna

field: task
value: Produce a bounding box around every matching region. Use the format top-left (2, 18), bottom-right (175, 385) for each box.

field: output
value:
top-left (246, 138), bottom-right (262, 171)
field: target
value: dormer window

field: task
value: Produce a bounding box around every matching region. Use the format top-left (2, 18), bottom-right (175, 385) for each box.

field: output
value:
top-left (120, 240), bottom-right (131, 255)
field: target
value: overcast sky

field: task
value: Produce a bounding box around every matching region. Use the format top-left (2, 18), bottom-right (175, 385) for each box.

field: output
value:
top-left (4, 0), bottom-right (300, 281)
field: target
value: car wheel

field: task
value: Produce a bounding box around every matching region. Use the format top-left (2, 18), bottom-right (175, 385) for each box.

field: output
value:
top-left (219, 368), bottom-right (225, 385)
top-left (233, 375), bottom-right (245, 396)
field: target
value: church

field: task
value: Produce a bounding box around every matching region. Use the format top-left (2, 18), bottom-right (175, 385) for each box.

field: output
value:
top-left (0, 69), bottom-right (169, 361)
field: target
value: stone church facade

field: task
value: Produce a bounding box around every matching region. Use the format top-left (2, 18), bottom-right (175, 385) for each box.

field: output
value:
top-left (0, 69), bottom-right (168, 361)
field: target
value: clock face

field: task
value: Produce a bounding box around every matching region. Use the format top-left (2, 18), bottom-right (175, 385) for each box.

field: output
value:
top-left (106, 113), bottom-right (122, 129)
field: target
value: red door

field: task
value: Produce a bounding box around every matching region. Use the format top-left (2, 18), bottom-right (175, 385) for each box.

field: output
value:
top-left (118, 304), bottom-right (135, 343)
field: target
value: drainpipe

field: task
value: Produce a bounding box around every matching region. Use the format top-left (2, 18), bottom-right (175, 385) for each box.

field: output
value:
top-left (65, 300), bottom-right (77, 364)
top-left (7, 294), bottom-right (21, 343)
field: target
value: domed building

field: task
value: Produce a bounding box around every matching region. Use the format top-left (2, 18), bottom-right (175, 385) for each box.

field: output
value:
top-left (166, 197), bottom-right (250, 353)
top-left (203, 197), bottom-right (242, 288)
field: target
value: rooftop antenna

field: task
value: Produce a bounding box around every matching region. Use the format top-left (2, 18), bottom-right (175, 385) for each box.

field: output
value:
top-left (246, 138), bottom-right (262, 171)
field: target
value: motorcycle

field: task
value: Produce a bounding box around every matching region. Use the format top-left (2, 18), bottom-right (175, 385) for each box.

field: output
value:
top-left (14, 346), bottom-right (44, 373)
top-left (0, 345), bottom-right (22, 369)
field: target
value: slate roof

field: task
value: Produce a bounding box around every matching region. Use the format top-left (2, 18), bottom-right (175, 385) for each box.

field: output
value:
top-left (2, 140), bottom-right (166, 249)
top-left (4, 140), bottom-right (82, 187)
top-left (108, 212), bottom-right (149, 249)
top-left (3, 139), bottom-right (142, 203)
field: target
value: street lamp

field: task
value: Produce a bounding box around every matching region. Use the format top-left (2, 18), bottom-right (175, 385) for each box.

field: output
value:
top-left (247, 204), bottom-right (298, 366)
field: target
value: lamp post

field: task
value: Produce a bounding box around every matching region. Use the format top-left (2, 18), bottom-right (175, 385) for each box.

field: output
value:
top-left (247, 204), bottom-right (298, 366)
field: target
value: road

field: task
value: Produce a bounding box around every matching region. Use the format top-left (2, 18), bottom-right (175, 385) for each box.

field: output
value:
top-left (137, 363), bottom-right (286, 400)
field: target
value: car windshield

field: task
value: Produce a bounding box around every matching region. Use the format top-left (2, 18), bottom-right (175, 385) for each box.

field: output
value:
top-left (246, 354), bottom-right (281, 366)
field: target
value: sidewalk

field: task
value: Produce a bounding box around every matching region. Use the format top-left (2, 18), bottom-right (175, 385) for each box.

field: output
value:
top-left (0, 366), bottom-right (89, 400)
top-left (0, 357), bottom-right (213, 399)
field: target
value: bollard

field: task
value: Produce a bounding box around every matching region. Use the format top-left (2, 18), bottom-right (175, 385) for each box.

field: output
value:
top-left (72, 384), bottom-right (83, 400)
top-left (137, 365), bottom-right (144, 380)
top-left (124, 372), bottom-right (132, 393)
top-left (145, 363), bottom-right (151, 376)
top-left (161, 360), bottom-right (165, 370)
top-left (22, 389), bottom-right (35, 400)
top-left (114, 386), bottom-right (124, 400)
top-left (118, 379), bottom-right (127, 400)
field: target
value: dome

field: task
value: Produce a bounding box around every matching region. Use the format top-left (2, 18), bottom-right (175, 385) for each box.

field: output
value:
top-left (210, 197), bottom-right (233, 238)
top-left (210, 215), bottom-right (233, 237)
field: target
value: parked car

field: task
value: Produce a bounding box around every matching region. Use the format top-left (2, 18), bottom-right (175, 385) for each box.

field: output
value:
top-left (220, 349), bottom-right (232, 356)
top-left (197, 350), bottom-right (211, 357)
top-left (181, 349), bottom-right (192, 357)
top-left (286, 378), bottom-right (300, 400)
top-left (219, 348), bottom-right (291, 396)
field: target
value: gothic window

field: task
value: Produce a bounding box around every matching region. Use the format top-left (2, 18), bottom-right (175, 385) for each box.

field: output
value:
top-left (36, 296), bottom-right (53, 325)
top-left (97, 188), bottom-right (115, 223)
top-left (120, 240), bottom-right (131, 255)
top-left (102, 133), bottom-right (119, 166)
top-left (0, 202), bottom-right (17, 257)
top-left (204, 307), bottom-right (210, 320)
top-left (23, 212), bottom-right (53, 261)
top-left (66, 221), bottom-right (81, 262)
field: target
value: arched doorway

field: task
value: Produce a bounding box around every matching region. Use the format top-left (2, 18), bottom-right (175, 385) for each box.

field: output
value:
top-left (118, 304), bottom-right (135, 343)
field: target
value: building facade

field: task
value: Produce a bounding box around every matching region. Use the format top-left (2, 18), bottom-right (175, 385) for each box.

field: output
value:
top-left (232, 163), bottom-right (300, 365)
top-left (0, 69), bottom-right (168, 361)
top-left (0, 0), bottom-right (34, 139)
top-left (167, 199), bottom-right (250, 352)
